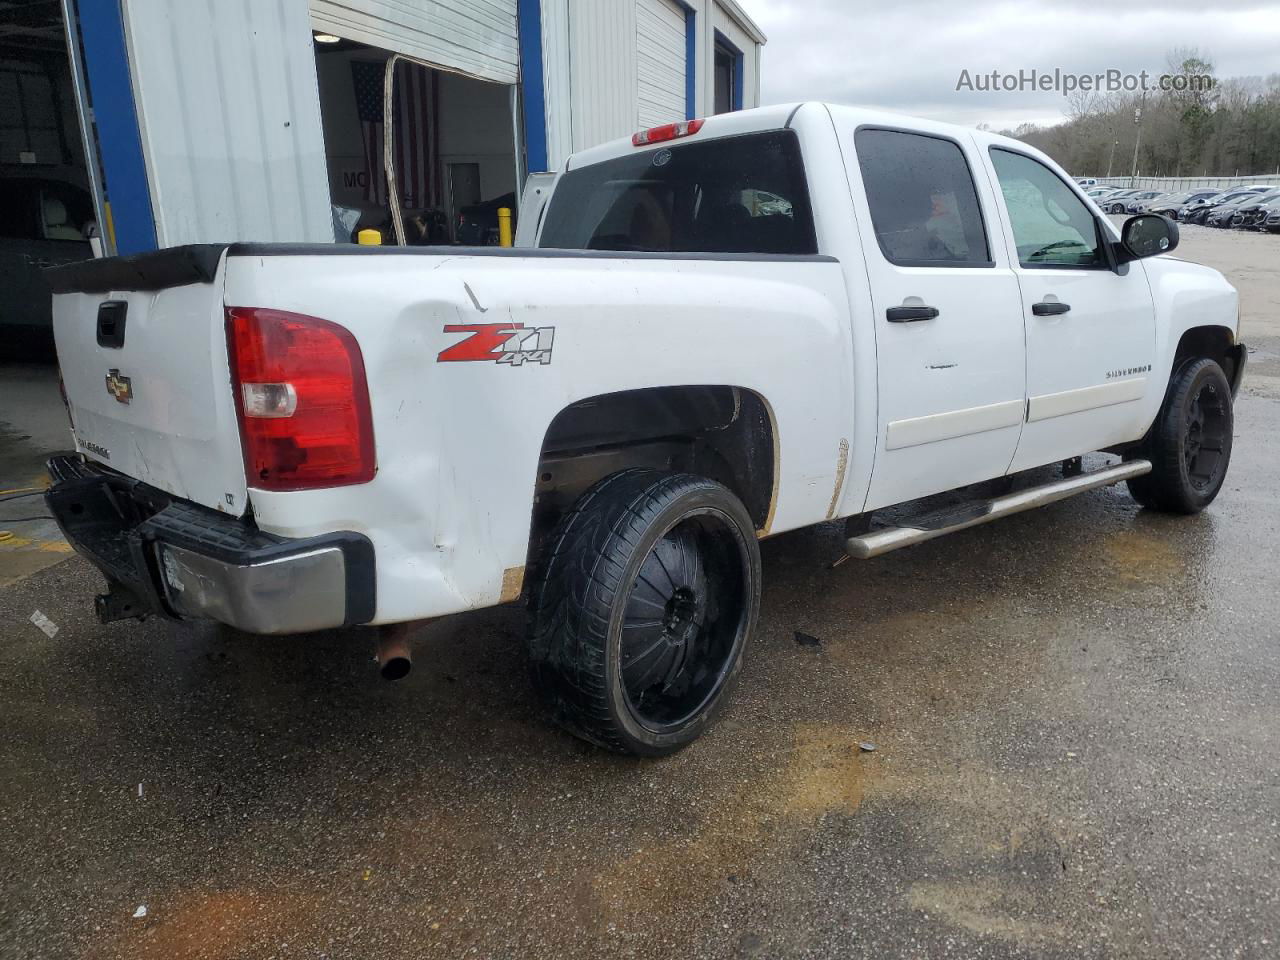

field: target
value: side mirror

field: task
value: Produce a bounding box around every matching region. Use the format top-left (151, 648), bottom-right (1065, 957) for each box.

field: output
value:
top-left (1117, 214), bottom-right (1179, 263)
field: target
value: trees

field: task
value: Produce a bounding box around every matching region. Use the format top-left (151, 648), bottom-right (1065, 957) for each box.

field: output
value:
top-left (997, 53), bottom-right (1280, 178)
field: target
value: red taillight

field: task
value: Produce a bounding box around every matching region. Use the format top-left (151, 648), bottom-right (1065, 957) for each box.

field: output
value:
top-left (226, 307), bottom-right (375, 491)
top-left (632, 118), bottom-right (705, 146)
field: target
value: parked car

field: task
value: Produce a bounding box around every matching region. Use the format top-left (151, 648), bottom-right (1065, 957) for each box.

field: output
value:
top-left (1181, 190), bottom-right (1262, 225)
top-left (44, 104), bottom-right (1244, 755)
top-left (456, 192), bottom-right (517, 245)
top-left (1101, 190), bottom-right (1142, 213)
top-left (1146, 191), bottom-right (1219, 217)
top-left (0, 177), bottom-right (95, 358)
top-left (1075, 177), bottom-right (1098, 188)
top-left (1265, 205), bottom-right (1280, 233)
top-left (1123, 191), bottom-right (1167, 213)
top-left (1228, 192), bottom-right (1280, 229)
top-left (1206, 190), bottom-right (1280, 227)
top-left (1129, 192), bottom-right (1171, 213)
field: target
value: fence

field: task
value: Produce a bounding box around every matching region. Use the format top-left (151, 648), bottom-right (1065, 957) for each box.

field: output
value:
top-left (1088, 174), bottom-right (1280, 191)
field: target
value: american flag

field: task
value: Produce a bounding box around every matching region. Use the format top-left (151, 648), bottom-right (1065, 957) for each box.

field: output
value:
top-left (351, 59), bottom-right (440, 209)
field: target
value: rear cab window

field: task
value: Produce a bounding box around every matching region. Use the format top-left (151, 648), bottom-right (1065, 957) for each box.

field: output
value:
top-left (537, 130), bottom-right (818, 255)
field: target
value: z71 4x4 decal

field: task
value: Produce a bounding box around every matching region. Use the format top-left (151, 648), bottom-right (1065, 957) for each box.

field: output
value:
top-left (437, 323), bottom-right (556, 366)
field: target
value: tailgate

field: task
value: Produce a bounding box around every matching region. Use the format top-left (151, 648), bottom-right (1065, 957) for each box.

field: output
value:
top-left (46, 245), bottom-right (249, 515)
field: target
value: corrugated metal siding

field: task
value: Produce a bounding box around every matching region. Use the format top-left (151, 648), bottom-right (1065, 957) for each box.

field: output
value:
top-left (120, 0), bottom-right (332, 245)
top-left (568, 0), bottom-right (637, 152)
top-left (636, 0), bottom-right (686, 128)
top-left (540, 0), bottom-right (573, 169)
top-left (310, 0), bottom-right (519, 84)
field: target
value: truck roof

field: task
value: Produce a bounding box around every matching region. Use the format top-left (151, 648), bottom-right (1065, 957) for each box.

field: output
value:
top-left (564, 102), bottom-right (1036, 173)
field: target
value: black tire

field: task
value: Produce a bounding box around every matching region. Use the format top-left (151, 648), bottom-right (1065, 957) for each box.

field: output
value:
top-left (527, 469), bottom-right (761, 756)
top-left (1126, 358), bottom-right (1233, 514)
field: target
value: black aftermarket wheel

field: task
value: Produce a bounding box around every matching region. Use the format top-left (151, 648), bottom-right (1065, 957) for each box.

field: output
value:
top-left (527, 470), bottom-right (761, 756)
top-left (1127, 358), bottom-right (1233, 514)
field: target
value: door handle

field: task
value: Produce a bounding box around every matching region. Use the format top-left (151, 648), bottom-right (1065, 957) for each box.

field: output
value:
top-left (1032, 301), bottom-right (1071, 316)
top-left (886, 305), bottom-right (940, 323)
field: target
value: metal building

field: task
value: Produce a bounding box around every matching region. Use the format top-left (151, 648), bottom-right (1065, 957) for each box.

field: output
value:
top-left (25, 0), bottom-right (764, 255)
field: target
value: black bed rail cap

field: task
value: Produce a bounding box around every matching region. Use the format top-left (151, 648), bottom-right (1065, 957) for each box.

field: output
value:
top-left (44, 244), bottom-right (229, 294)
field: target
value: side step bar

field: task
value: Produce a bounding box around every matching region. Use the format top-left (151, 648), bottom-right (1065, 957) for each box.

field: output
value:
top-left (846, 460), bottom-right (1152, 560)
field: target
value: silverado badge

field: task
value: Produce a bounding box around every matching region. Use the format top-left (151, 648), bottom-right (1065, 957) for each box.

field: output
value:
top-left (105, 369), bottom-right (133, 404)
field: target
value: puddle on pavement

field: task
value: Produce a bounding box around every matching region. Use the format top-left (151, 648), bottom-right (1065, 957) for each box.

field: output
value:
top-left (592, 723), bottom-right (873, 924)
top-left (1102, 527), bottom-right (1184, 586)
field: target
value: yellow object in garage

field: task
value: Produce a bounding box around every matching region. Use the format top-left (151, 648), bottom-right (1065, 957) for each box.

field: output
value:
top-left (357, 228), bottom-right (382, 246)
top-left (497, 207), bottom-right (513, 247)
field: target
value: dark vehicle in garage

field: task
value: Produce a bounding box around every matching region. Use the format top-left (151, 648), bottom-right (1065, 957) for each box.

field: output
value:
top-left (0, 177), bottom-right (94, 357)
top-left (455, 191), bottom-right (516, 245)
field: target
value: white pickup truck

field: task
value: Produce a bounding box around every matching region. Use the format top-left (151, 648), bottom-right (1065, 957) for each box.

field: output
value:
top-left (45, 103), bottom-right (1243, 755)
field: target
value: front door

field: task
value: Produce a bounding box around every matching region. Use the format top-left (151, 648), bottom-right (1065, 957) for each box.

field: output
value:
top-left (849, 126), bottom-right (1027, 510)
top-left (985, 148), bottom-right (1157, 472)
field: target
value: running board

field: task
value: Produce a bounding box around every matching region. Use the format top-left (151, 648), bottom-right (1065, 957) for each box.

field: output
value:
top-left (845, 460), bottom-right (1152, 560)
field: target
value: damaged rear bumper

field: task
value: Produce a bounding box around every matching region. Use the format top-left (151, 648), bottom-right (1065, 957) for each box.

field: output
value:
top-left (44, 455), bottom-right (375, 634)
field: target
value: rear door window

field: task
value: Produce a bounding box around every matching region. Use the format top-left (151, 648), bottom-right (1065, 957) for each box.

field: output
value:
top-left (854, 128), bottom-right (992, 267)
top-left (538, 130), bottom-right (817, 255)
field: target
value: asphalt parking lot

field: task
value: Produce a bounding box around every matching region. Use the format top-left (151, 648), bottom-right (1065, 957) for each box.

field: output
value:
top-left (2, 224), bottom-right (1278, 959)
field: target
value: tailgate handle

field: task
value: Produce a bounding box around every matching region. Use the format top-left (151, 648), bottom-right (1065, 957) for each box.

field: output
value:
top-left (97, 301), bottom-right (127, 348)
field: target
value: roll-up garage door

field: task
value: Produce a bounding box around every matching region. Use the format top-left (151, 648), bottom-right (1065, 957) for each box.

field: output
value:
top-left (636, 0), bottom-right (687, 127)
top-left (310, 0), bottom-right (519, 84)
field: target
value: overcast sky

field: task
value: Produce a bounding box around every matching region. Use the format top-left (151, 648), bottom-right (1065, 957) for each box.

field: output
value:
top-left (734, 0), bottom-right (1280, 129)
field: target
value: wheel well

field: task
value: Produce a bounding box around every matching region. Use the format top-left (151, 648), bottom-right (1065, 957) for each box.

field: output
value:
top-left (1174, 326), bottom-right (1243, 391)
top-left (526, 386), bottom-right (777, 566)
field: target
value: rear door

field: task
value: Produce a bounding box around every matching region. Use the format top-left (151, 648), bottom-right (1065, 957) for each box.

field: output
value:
top-left (984, 147), bottom-right (1155, 472)
top-left (846, 126), bottom-right (1027, 510)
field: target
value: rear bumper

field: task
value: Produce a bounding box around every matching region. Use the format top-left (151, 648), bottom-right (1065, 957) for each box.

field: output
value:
top-left (44, 455), bottom-right (375, 634)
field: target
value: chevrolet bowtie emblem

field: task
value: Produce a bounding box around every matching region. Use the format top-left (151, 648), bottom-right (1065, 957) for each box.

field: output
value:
top-left (105, 369), bottom-right (133, 404)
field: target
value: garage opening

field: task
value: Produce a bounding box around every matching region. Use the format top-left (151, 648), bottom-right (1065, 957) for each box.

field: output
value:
top-left (312, 36), bottom-right (518, 246)
top-left (1, 0), bottom-right (95, 358)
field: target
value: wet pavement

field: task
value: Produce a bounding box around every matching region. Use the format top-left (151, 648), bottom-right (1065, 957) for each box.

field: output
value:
top-left (2, 225), bottom-right (1278, 959)
top-left (0, 363), bottom-right (72, 586)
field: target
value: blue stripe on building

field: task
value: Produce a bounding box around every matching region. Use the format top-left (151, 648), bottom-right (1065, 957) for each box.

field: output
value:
top-left (517, 0), bottom-right (549, 173)
top-left (680, 2), bottom-right (696, 120)
top-left (76, 0), bottom-right (156, 254)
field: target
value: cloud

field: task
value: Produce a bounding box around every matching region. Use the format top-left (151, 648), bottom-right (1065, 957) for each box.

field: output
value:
top-left (735, 0), bottom-right (1280, 128)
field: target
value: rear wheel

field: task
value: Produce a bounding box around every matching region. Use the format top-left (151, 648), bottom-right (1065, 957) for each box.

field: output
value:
top-left (527, 470), bottom-right (761, 756)
top-left (1127, 358), bottom-right (1233, 514)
